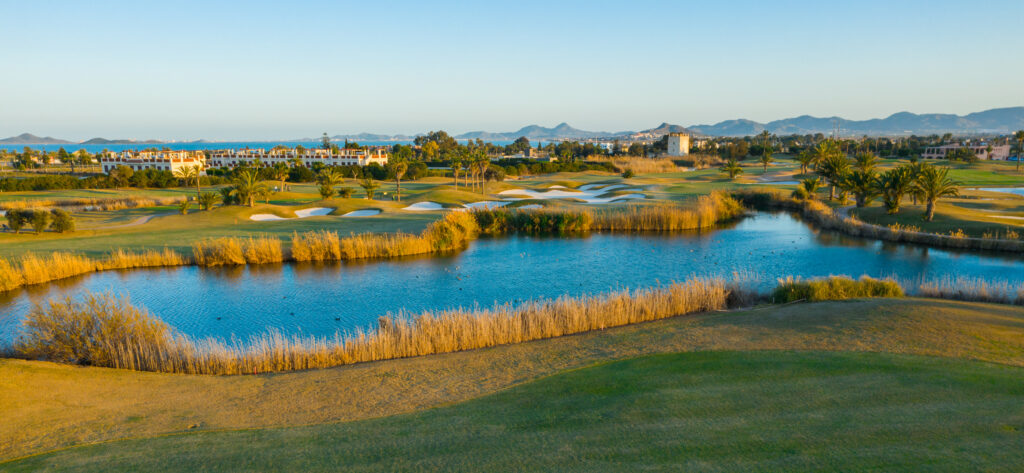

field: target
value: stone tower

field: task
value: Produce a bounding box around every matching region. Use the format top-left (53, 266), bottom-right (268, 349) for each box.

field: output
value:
top-left (666, 132), bottom-right (690, 156)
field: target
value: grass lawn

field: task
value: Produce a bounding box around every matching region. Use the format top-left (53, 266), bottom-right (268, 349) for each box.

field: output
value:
top-left (2, 298), bottom-right (1023, 464)
top-left (4, 350), bottom-right (1023, 472)
top-left (850, 189), bottom-right (1024, 237)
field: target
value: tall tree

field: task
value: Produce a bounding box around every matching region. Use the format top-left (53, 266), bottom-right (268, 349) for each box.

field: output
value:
top-left (232, 169), bottom-right (268, 207)
top-left (389, 161), bottom-right (408, 202)
top-left (816, 151), bottom-right (851, 201)
top-left (173, 164), bottom-right (204, 201)
top-left (1016, 130), bottom-right (1024, 172)
top-left (913, 165), bottom-right (959, 222)
top-left (853, 152), bottom-right (879, 173)
top-left (877, 166), bottom-right (914, 214)
top-left (720, 158), bottom-right (743, 180)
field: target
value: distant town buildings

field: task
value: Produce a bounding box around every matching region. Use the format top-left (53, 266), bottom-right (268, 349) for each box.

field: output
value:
top-left (666, 133), bottom-right (690, 156)
top-left (922, 143), bottom-right (1010, 160)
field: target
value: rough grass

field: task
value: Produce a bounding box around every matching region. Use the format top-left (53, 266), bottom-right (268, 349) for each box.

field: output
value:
top-left (7, 350), bottom-right (1024, 472)
top-left (0, 196), bottom-right (186, 212)
top-left (2, 298), bottom-right (1023, 462)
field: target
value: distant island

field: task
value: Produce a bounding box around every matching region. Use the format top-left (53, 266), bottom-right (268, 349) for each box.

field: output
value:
top-left (3, 106), bottom-right (1022, 144)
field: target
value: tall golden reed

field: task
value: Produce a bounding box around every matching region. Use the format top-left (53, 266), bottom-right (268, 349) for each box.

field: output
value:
top-left (14, 279), bottom-right (736, 375)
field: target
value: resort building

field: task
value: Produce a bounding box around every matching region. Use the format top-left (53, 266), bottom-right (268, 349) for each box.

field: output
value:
top-left (207, 147), bottom-right (389, 168)
top-left (922, 143), bottom-right (1010, 160)
top-left (666, 132), bottom-right (690, 156)
top-left (100, 150), bottom-right (207, 174)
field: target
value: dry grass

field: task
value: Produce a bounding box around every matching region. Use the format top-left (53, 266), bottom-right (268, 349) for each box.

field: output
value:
top-left (772, 276), bottom-right (904, 303)
top-left (242, 237), bottom-right (284, 264)
top-left (12, 279), bottom-right (739, 375)
top-left (594, 156), bottom-right (680, 174)
top-left (0, 196), bottom-right (185, 212)
top-left (192, 238), bottom-right (246, 266)
top-left (735, 189), bottom-right (1024, 253)
top-left (99, 248), bottom-right (189, 270)
top-left (471, 192), bottom-right (743, 234)
top-left (915, 277), bottom-right (1024, 305)
top-left (592, 192), bottom-right (744, 231)
top-left (294, 212), bottom-right (479, 262)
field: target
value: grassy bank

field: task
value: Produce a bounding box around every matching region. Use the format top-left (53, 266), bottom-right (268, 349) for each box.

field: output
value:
top-left (6, 350), bottom-right (1022, 472)
top-left (736, 189), bottom-right (1024, 253)
top-left (2, 297), bottom-right (1023, 462)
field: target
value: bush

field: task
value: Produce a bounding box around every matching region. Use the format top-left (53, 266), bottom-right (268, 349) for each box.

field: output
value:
top-left (30, 209), bottom-right (51, 234)
top-left (772, 276), bottom-right (904, 303)
top-left (338, 187), bottom-right (354, 198)
top-left (5, 209), bottom-right (27, 233)
top-left (50, 209), bottom-right (75, 233)
top-left (622, 169), bottom-right (635, 179)
top-left (15, 292), bottom-right (177, 369)
top-left (791, 186), bottom-right (809, 200)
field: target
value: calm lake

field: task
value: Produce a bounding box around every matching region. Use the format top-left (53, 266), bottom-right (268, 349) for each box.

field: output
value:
top-left (2, 212), bottom-right (1023, 342)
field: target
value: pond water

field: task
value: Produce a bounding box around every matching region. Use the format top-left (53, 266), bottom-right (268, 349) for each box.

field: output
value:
top-left (975, 187), bottom-right (1024, 197)
top-left (2, 212), bottom-right (1023, 342)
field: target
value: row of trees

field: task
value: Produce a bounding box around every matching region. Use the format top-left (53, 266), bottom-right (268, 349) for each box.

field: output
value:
top-left (4, 209), bottom-right (75, 234)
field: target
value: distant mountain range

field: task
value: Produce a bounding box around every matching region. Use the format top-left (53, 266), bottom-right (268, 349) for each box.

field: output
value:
top-left (4, 107), bottom-right (1022, 145)
top-left (689, 107), bottom-right (1024, 137)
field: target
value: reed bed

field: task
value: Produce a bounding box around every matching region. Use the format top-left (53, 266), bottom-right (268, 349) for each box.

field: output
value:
top-left (592, 193), bottom-right (744, 231)
top-left (472, 192), bottom-right (743, 234)
top-left (592, 156), bottom-right (680, 174)
top-left (294, 211), bottom-right (479, 262)
top-left (735, 190), bottom-right (1024, 253)
top-left (12, 279), bottom-right (738, 374)
top-left (914, 276), bottom-right (1024, 305)
top-left (99, 248), bottom-right (189, 270)
top-left (0, 196), bottom-right (185, 212)
top-left (772, 276), bottom-right (904, 303)
top-left (193, 237), bottom-right (285, 266)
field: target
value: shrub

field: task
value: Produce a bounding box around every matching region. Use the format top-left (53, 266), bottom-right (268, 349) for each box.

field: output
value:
top-left (771, 276), bottom-right (904, 303)
top-left (5, 209), bottom-right (27, 233)
top-left (791, 186), bottom-right (809, 200)
top-left (30, 210), bottom-right (51, 234)
top-left (15, 292), bottom-right (178, 369)
top-left (622, 169), bottom-right (635, 179)
top-left (243, 236), bottom-right (284, 264)
top-left (338, 187), bottom-right (354, 198)
top-left (50, 209), bottom-right (75, 233)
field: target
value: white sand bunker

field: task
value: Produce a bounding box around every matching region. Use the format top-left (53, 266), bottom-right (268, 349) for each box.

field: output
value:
top-left (403, 201), bottom-right (444, 211)
top-left (342, 209), bottom-right (382, 217)
top-left (294, 207), bottom-right (333, 218)
top-left (463, 201), bottom-right (510, 209)
top-left (498, 185), bottom-right (645, 204)
top-left (517, 204), bottom-right (543, 210)
top-left (250, 207), bottom-right (334, 221)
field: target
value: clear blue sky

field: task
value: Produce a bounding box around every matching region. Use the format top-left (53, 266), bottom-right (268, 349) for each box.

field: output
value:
top-left (2, 0), bottom-right (1022, 140)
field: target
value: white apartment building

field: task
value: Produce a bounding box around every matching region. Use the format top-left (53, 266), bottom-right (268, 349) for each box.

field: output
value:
top-left (922, 143), bottom-right (1011, 160)
top-left (207, 148), bottom-right (389, 168)
top-left (100, 150), bottom-right (207, 174)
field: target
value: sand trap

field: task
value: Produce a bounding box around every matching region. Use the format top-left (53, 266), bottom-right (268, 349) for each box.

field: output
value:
top-left (294, 207), bottom-right (333, 218)
top-left (250, 207), bottom-right (335, 221)
top-left (517, 204), bottom-right (543, 210)
top-left (249, 214), bottom-right (288, 221)
top-left (403, 201), bottom-right (444, 211)
top-left (342, 209), bottom-right (381, 217)
top-left (498, 186), bottom-right (645, 204)
top-left (463, 201), bottom-right (511, 209)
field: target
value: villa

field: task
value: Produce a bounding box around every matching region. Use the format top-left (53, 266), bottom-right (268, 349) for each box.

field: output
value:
top-left (922, 143), bottom-right (1010, 160)
top-left (100, 150), bottom-right (207, 173)
top-left (207, 147), bottom-right (389, 168)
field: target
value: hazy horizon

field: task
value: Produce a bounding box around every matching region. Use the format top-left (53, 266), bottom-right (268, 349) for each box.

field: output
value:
top-left (2, 0), bottom-right (1022, 141)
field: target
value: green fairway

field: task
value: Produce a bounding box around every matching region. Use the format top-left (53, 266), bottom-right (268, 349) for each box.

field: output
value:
top-left (4, 350), bottom-right (1022, 472)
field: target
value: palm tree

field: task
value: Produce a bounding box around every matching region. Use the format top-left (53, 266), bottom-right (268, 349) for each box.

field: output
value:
top-left (759, 145), bottom-right (773, 172)
top-left (720, 158), bottom-right (743, 180)
top-left (270, 162), bottom-right (289, 192)
top-left (232, 169), bottom-right (269, 207)
top-left (317, 168), bottom-right (344, 200)
top-left (913, 165), bottom-right (959, 221)
top-left (359, 177), bottom-right (380, 200)
top-left (800, 177), bottom-right (823, 198)
top-left (795, 149), bottom-right (816, 175)
top-left (390, 161), bottom-right (408, 201)
top-left (816, 152), bottom-right (851, 201)
top-left (877, 166), bottom-right (914, 214)
top-left (173, 164), bottom-right (204, 201)
top-left (853, 152), bottom-right (879, 173)
top-left (218, 186), bottom-right (236, 206)
top-left (450, 156), bottom-right (462, 190)
top-left (1015, 130), bottom-right (1024, 172)
top-left (842, 169), bottom-right (879, 208)
top-left (198, 191), bottom-right (220, 211)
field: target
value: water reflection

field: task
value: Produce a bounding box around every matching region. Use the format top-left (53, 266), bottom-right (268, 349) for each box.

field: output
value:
top-left (2, 211), bottom-right (1023, 342)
